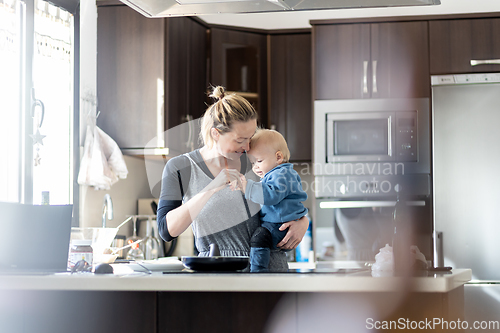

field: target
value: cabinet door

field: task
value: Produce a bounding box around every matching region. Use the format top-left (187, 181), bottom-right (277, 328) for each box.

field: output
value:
top-left (430, 18), bottom-right (500, 74)
top-left (314, 24), bottom-right (371, 100)
top-left (3, 290), bottom-right (156, 333)
top-left (165, 18), bottom-right (208, 129)
top-left (269, 33), bottom-right (312, 161)
top-left (210, 28), bottom-right (268, 127)
top-left (157, 292), bottom-right (284, 333)
top-left (314, 21), bottom-right (429, 100)
top-left (372, 21), bottom-right (430, 98)
top-left (97, 6), bottom-right (165, 148)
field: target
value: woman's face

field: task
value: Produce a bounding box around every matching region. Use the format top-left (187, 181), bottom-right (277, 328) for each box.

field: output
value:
top-left (214, 119), bottom-right (257, 160)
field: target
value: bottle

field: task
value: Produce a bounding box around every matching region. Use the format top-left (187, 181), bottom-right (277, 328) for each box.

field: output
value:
top-left (296, 214), bottom-right (313, 262)
top-left (69, 240), bottom-right (93, 269)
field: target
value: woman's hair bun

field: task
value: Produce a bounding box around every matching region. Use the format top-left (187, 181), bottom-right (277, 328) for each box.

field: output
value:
top-left (209, 86), bottom-right (225, 101)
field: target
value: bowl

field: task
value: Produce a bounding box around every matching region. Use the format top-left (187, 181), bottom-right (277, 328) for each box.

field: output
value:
top-left (71, 227), bottom-right (119, 263)
top-left (97, 253), bottom-right (118, 264)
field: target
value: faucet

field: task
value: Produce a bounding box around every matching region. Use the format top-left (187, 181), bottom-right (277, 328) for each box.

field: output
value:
top-left (102, 194), bottom-right (113, 228)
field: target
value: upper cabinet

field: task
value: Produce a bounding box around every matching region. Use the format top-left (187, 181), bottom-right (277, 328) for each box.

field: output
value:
top-left (269, 33), bottom-right (312, 161)
top-left (210, 28), bottom-right (268, 127)
top-left (97, 6), bottom-right (164, 149)
top-left (429, 18), bottom-right (500, 74)
top-left (97, 5), bottom-right (207, 151)
top-left (313, 21), bottom-right (430, 100)
top-left (165, 18), bottom-right (209, 128)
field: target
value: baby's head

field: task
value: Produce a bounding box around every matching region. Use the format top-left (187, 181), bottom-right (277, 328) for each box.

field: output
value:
top-left (248, 129), bottom-right (290, 178)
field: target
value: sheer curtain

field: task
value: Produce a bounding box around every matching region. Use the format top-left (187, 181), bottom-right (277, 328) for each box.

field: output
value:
top-left (0, 1), bottom-right (21, 203)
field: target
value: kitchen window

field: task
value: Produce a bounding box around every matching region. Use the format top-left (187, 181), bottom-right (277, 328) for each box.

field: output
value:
top-left (0, 0), bottom-right (78, 207)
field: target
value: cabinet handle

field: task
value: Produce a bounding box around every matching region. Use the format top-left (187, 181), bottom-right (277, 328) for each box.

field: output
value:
top-left (387, 115), bottom-right (392, 157)
top-left (363, 61), bottom-right (368, 94)
top-left (372, 60), bottom-right (378, 94)
top-left (470, 59), bottom-right (500, 66)
top-left (320, 200), bottom-right (426, 209)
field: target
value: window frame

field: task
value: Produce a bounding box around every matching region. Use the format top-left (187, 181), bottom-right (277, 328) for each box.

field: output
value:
top-left (19, 0), bottom-right (80, 224)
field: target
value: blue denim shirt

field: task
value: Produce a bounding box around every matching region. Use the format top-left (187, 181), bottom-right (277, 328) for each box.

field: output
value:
top-left (245, 163), bottom-right (308, 223)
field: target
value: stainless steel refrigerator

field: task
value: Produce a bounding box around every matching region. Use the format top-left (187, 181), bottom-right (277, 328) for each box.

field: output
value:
top-left (432, 73), bottom-right (500, 281)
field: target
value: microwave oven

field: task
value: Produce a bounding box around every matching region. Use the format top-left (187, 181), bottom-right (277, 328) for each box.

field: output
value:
top-left (314, 98), bottom-right (430, 177)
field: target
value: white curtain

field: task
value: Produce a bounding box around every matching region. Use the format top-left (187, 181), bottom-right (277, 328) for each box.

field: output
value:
top-left (0, 1), bottom-right (21, 203)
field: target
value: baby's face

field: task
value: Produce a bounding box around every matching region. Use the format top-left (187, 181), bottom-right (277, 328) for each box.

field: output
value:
top-left (248, 143), bottom-right (280, 178)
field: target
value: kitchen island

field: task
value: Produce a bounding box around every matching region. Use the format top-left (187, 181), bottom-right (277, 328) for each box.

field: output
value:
top-left (0, 268), bottom-right (471, 333)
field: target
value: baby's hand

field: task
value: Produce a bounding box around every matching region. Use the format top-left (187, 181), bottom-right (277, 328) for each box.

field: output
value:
top-left (230, 174), bottom-right (247, 193)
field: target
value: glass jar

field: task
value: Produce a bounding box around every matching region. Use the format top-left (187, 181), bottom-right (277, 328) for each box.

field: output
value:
top-left (69, 239), bottom-right (93, 269)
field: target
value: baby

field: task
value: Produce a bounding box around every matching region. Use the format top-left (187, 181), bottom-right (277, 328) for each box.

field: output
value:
top-left (239, 129), bottom-right (308, 272)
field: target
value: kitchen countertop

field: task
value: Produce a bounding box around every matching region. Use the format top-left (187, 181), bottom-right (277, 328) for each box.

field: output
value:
top-left (0, 267), bottom-right (471, 293)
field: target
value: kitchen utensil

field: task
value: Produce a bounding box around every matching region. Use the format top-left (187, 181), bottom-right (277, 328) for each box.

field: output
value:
top-left (181, 244), bottom-right (249, 271)
top-left (142, 216), bottom-right (162, 260)
top-left (109, 238), bottom-right (144, 255)
top-left (209, 243), bottom-right (220, 256)
top-left (116, 216), bottom-right (133, 230)
top-left (127, 246), bottom-right (145, 261)
top-left (111, 235), bottom-right (126, 258)
top-left (125, 216), bottom-right (144, 260)
top-left (98, 254), bottom-right (118, 264)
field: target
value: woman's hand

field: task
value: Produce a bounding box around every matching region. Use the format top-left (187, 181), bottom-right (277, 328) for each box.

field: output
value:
top-left (204, 168), bottom-right (242, 193)
top-left (277, 215), bottom-right (309, 250)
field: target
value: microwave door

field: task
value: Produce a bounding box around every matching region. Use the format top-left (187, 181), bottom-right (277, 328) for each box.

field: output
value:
top-left (327, 112), bottom-right (395, 163)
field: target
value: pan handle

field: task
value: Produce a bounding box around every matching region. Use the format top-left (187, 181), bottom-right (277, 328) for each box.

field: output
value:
top-left (209, 243), bottom-right (221, 257)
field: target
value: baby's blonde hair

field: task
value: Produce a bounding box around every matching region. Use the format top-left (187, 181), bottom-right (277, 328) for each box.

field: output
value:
top-left (200, 86), bottom-right (258, 148)
top-left (250, 129), bottom-right (290, 163)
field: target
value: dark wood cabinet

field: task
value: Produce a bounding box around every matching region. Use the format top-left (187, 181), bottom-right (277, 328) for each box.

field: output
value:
top-left (429, 18), bottom-right (500, 74)
top-left (2, 290), bottom-right (156, 333)
top-left (97, 6), bottom-right (208, 150)
top-left (165, 17), bottom-right (209, 128)
top-left (157, 291), bottom-right (284, 333)
top-left (314, 21), bottom-right (430, 100)
top-left (269, 33), bottom-right (312, 161)
top-left (210, 28), bottom-right (268, 127)
top-left (97, 6), bottom-right (164, 149)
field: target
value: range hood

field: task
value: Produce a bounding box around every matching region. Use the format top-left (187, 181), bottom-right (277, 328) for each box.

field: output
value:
top-left (120, 0), bottom-right (441, 18)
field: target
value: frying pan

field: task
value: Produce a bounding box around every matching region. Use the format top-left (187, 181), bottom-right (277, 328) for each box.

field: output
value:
top-left (181, 244), bottom-right (249, 272)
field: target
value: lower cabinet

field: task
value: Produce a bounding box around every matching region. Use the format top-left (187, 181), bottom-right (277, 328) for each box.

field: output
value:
top-left (1, 290), bottom-right (156, 333)
top-left (157, 292), bottom-right (284, 333)
top-left (1, 288), bottom-right (465, 333)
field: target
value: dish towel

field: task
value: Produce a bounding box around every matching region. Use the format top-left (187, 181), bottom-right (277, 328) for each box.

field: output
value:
top-left (77, 125), bottom-right (128, 190)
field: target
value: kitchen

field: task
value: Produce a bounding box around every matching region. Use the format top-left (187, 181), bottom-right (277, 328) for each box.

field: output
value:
top-left (1, 0), bottom-right (500, 332)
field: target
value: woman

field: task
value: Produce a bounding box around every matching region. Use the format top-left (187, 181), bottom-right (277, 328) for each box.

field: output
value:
top-left (157, 86), bottom-right (309, 271)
